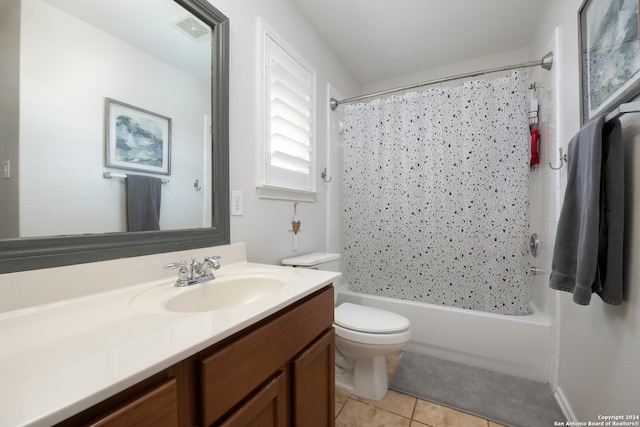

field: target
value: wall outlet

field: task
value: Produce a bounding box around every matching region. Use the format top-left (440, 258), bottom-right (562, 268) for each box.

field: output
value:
top-left (231, 190), bottom-right (243, 216)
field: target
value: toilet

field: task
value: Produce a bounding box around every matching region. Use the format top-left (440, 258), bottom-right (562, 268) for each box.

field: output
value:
top-left (282, 253), bottom-right (411, 400)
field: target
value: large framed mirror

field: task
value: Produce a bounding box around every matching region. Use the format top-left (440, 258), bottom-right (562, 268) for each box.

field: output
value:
top-left (0, 0), bottom-right (229, 273)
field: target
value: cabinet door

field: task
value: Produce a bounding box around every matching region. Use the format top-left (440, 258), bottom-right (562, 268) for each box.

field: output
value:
top-left (292, 329), bottom-right (335, 427)
top-left (218, 372), bottom-right (287, 427)
top-left (200, 287), bottom-right (334, 425)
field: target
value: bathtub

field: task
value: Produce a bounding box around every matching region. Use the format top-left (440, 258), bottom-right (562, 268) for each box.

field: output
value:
top-left (336, 286), bottom-right (551, 383)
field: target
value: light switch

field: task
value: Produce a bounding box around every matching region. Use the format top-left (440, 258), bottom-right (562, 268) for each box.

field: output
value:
top-left (2, 161), bottom-right (9, 179)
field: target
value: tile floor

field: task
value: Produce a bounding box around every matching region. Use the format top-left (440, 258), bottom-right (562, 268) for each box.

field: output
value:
top-left (334, 352), bottom-right (507, 427)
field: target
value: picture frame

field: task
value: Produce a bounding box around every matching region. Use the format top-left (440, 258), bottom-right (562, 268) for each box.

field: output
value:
top-left (579, 0), bottom-right (640, 124)
top-left (105, 98), bottom-right (171, 175)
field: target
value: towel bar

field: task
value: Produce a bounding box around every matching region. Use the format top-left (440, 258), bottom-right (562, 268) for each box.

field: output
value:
top-left (103, 171), bottom-right (169, 184)
top-left (604, 101), bottom-right (640, 123)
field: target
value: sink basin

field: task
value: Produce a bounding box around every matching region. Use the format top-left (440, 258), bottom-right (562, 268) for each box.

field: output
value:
top-left (164, 277), bottom-right (285, 313)
top-left (130, 268), bottom-right (298, 313)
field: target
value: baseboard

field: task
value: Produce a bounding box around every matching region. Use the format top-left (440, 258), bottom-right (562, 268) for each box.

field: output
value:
top-left (554, 386), bottom-right (577, 422)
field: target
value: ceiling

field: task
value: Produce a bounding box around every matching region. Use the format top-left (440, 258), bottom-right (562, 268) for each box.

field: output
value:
top-left (41, 0), bottom-right (211, 81)
top-left (293, 0), bottom-right (547, 84)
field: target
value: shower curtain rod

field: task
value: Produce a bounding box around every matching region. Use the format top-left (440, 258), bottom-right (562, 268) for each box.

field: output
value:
top-left (330, 51), bottom-right (553, 111)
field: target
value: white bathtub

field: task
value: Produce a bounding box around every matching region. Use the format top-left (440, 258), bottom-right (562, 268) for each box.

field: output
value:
top-left (336, 286), bottom-right (551, 383)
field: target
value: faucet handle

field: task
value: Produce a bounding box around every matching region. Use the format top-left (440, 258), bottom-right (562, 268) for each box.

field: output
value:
top-left (164, 260), bottom-right (187, 270)
top-left (164, 260), bottom-right (189, 282)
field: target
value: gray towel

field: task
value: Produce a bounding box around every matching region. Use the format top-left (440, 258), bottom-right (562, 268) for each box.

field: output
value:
top-left (549, 117), bottom-right (624, 305)
top-left (597, 118), bottom-right (624, 304)
top-left (126, 174), bottom-right (162, 232)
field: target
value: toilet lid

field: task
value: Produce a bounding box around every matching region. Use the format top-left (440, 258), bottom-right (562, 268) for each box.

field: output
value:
top-left (335, 303), bottom-right (410, 334)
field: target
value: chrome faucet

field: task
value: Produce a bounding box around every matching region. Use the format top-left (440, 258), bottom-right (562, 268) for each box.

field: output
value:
top-left (165, 256), bottom-right (221, 287)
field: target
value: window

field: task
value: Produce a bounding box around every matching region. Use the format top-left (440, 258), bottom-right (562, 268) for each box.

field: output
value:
top-left (258, 19), bottom-right (317, 201)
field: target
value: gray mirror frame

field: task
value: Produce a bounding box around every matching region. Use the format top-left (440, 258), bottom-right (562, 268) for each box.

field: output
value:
top-left (0, 0), bottom-right (230, 274)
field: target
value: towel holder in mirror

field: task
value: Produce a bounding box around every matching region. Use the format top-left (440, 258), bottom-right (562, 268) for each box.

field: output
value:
top-left (103, 171), bottom-right (170, 184)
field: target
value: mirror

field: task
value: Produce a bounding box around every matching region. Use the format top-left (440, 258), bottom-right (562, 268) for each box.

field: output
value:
top-left (0, 0), bottom-right (229, 273)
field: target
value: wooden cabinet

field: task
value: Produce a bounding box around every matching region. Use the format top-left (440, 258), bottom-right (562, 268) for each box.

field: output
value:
top-left (55, 286), bottom-right (334, 427)
top-left (218, 372), bottom-right (288, 427)
top-left (292, 329), bottom-right (335, 427)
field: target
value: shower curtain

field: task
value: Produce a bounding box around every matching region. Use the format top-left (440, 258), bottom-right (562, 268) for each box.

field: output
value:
top-left (342, 71), bottom-right (531, 315)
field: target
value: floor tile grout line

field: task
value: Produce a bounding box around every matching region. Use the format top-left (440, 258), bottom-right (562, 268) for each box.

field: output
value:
top-left (334, 393), bottom-right (349, 420)
top-left (409, 397), bottom-right (418, 423)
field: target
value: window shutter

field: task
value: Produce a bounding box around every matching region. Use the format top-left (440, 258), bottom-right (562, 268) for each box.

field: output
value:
top-left (259, 22), bottom-right (316, 199)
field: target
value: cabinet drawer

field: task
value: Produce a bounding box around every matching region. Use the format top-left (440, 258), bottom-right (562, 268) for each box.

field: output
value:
top-left (199, 287), bottom-right (333, 426)
top-left (89, 378), bottom-right (177, 427)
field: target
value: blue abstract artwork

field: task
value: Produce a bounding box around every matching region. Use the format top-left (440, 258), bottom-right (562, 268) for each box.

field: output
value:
top-left (105, 98), bottom-right (171, 174)
top-left (581, 0), bottom-right (640, 122)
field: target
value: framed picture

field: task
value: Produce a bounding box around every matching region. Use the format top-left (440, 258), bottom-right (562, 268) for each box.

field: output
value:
top-left (105, 98), bottom-right (171, 175)
top-left (579, 0), bottom-right (640, 124)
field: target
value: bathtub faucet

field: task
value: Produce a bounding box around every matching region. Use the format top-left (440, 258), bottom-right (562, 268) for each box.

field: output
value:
top-left (165, 256), bottom-right (222, 287)
top-left (530, 266), bottom-right (546, 275)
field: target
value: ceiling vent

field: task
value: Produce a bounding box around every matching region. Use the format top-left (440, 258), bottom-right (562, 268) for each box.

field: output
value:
top-left (171, 14), bottom-right (210, 41)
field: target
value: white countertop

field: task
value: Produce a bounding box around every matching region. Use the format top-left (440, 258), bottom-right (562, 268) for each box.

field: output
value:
top-left (0, 256), bottom-right (339, 427)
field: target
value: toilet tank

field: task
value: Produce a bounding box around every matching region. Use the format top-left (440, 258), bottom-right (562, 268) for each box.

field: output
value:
top-left (281, 253), bottom-right (341, 272)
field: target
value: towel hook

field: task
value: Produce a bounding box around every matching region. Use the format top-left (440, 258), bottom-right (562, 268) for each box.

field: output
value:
top-left (194, 179), bottom-right (202, 191)
top-left (549, 147), bottom-right (567, 170)
top-left (321, 167), bottom-right (332, 183)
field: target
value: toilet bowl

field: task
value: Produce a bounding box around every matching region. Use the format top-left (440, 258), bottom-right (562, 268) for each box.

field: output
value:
top-left (334, 302), bottom-right (411, 399)
top-left (281, 253), bottom-right (412, 400)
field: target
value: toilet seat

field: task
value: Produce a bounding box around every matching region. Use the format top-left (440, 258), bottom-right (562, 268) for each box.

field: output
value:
top-left (335, 303), bottom-right (410, 333)
top-left (334, 324), bottom-right (412, 346)
top-left (334, 303), bottom-right (411, 345)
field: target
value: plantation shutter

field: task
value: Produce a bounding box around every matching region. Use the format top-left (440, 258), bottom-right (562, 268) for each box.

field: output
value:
top-left (261, 29), bottom-right (316, 194)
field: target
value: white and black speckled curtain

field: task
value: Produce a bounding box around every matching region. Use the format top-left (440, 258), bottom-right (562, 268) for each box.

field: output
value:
top-left (342, 71), bottom-right (531, 315)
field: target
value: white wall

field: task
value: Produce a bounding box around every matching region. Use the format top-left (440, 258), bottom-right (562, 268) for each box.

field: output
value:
top-left (362, 47), bottom-right (530, 95)
top-left (529, 1), bottom-right (640, 420)
top-left (205, 0), bottom-right (359, 265)
top-left (19, 0), bottom-right (211, 236)
top-left (326, 83), bottom-right (344, 283)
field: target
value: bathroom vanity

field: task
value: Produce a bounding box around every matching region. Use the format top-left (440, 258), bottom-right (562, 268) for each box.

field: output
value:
top-left (56, 287), bottom-right (334, 427)
top-left (0, 243), bottom-right (339, 427)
